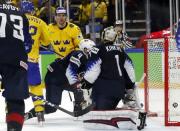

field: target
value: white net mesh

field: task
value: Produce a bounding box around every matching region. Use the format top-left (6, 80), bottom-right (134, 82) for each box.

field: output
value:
top-left (146, 38), bottom-right (180, 125)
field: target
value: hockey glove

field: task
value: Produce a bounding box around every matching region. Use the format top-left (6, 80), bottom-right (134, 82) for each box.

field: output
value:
top-left (81, 79), bottom-right (93, 90)
top-left (71, 82), bottom-right (82, 89)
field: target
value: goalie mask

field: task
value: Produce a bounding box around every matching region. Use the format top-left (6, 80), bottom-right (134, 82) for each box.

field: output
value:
top-left (101, 27), bottom-right (117, 43)
top-left (79, 39), bottom-right (95, 57)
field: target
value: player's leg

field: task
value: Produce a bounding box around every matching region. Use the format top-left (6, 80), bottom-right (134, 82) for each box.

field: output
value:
top-left (44, 83), bottom-right (63, 114)
top-left (29, 83), bottom-right (45, 123)
top-left (91, 79), bottom-right (124, 110)
top-left (93, 95), bottom-right (121, 110)
top-left (25, 65), bottom-right (64, 120)
top-left (6, 99), bottom-right (25, 131)
top-left (1, 64), bottom-right (29, 131)
top-left (83, 109), bottom-right (141, 130)
top-left (28, 62), bottom-right (45, 123)
top-left (123, 72), bottom-right (143, 109)
top-left (122, 55), bottom-right (142, 109)
top-left (44, 61), bottom-right (67, 114)
top-left (25, 61), bottom-right (65, 121)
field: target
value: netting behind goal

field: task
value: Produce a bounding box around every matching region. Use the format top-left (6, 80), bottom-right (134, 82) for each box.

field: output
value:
top-left (144, 37), bottom-right (180, 126)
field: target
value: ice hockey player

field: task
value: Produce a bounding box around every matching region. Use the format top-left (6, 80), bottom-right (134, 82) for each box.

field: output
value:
top-left (113, 20), bottom-right (134, 49)
top-left (0, 0), bottom-right (32, 131)
top-left (47, 6), bottom-right (83, 59)
top-left (79, 27), bottom-right (146, 130)
top-left (24, 39), bottom-right (95, 121)
top-left (21, 1), bottom-right (51, 125)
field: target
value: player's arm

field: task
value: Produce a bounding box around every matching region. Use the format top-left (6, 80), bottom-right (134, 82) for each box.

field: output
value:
top-left (123, 53), bottom-right (136, 87)
top-left (122, 52), bottom-right (142, 109)
top-left (23, 14), bottom-right (33, 53)
top-left (65, 52), bottom-right (84, 86)
top-left (40, 20), bottom-right (51, 46)
top-left (83, 47), bottom-right (102, 85)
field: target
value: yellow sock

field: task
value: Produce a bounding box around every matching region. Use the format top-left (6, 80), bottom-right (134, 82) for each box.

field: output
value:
top-left (29, 83), bottom-right (44, 112)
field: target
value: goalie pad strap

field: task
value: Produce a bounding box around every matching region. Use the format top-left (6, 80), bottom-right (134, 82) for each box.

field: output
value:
top-left (83, 108), bottom-right (139, 130)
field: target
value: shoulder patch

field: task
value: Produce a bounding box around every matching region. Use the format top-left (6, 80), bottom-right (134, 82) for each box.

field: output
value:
top-left (70, 56), bottom-right (81, 67)
top-left (91, 47), bottom-right (99, 54)
top-left (78, 53), bottom-right (83, 59)
top-left (69, 24), bottom-right (74, 28)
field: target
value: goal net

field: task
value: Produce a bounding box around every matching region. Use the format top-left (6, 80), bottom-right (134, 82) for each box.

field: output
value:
top-left (144, 37), bottom-right (180, 126)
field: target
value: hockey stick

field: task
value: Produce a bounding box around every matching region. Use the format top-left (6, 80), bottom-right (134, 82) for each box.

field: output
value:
top-left (40, 45), bottom-right (65, 58)
top-left (30, 92), bottom-right (75, 116)
top-left (136, 73), bottom-right (146, 87)
top-left (135, 73), bottom-right (146, 109)
top-left (135, 73), bottom-right (147, 130)
top-left (30, 92), bottom-right (95, 117)
top-left (40, 45), bottom-right (73, 102)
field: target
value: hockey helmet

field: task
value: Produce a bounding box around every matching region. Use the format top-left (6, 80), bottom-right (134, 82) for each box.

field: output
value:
top-left (21, 1), bottom-right (34, 13)
top-left (56, 7), bottom-right (67, 15)
top-left (79, 39), bottom-right (95, 56)
top-left (5, 0), bottom-right (11, 4)
top-left (101, 27), bottom-right (117, 42)
top-left (115, 20), bottom-right (123, 25)
top-left (5, 0), bottom-right (16, 4)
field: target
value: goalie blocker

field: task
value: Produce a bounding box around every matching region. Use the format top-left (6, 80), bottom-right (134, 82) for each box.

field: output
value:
top-left (83, 108), bottom-right (147, 130)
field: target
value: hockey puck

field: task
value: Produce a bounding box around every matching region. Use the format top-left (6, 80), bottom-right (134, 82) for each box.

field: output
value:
top-left (173, 102), bottom-right (178, 108)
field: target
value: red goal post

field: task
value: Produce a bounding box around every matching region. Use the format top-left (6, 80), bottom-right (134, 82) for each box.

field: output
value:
top-left (144, 37), bottom-right (180, 126)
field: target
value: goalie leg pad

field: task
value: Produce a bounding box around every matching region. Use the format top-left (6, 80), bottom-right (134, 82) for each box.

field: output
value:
top-left (83, 108), bottom-right (140, 130)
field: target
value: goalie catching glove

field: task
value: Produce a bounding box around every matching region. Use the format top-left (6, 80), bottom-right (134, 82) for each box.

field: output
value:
top-left (123, 87), bottom-right (142, 109)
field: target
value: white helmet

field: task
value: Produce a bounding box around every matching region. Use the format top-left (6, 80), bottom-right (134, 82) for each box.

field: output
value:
top-left (115, 20), bottom-right (123, 25)
top-left (101, 27), bottom-right (117, 43)
top-left (79, 39), bottom-right (95, 55)
top-left (5, 0), bottom-right (12, 4)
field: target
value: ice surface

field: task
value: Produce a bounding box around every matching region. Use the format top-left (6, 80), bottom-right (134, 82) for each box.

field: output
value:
top-left (1, 89), bottom-right (180, 131)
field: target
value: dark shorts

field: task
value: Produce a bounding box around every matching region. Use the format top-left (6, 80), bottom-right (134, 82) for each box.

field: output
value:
top-left (0, 64), bottom-right (29, 100)
top-left (27, 62), bottom-right (41, 85)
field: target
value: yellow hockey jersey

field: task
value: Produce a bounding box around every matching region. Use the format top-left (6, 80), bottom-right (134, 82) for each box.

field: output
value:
top-left (79, 4), bottom-right (91, 23)
top-left (48, 22), bottom-right (83, 58)
top-left (26, 14), bottom-right (51, 62)
top-left (89, 1), bottom-right (108, 22)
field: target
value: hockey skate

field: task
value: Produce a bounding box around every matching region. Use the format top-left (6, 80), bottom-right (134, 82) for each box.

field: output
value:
top-left (24, 111), bottom-right (35, 121)
top-left (7, 126), bottom-right (22, 131)
top-left (36, 111), bottom-right (45, 126)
